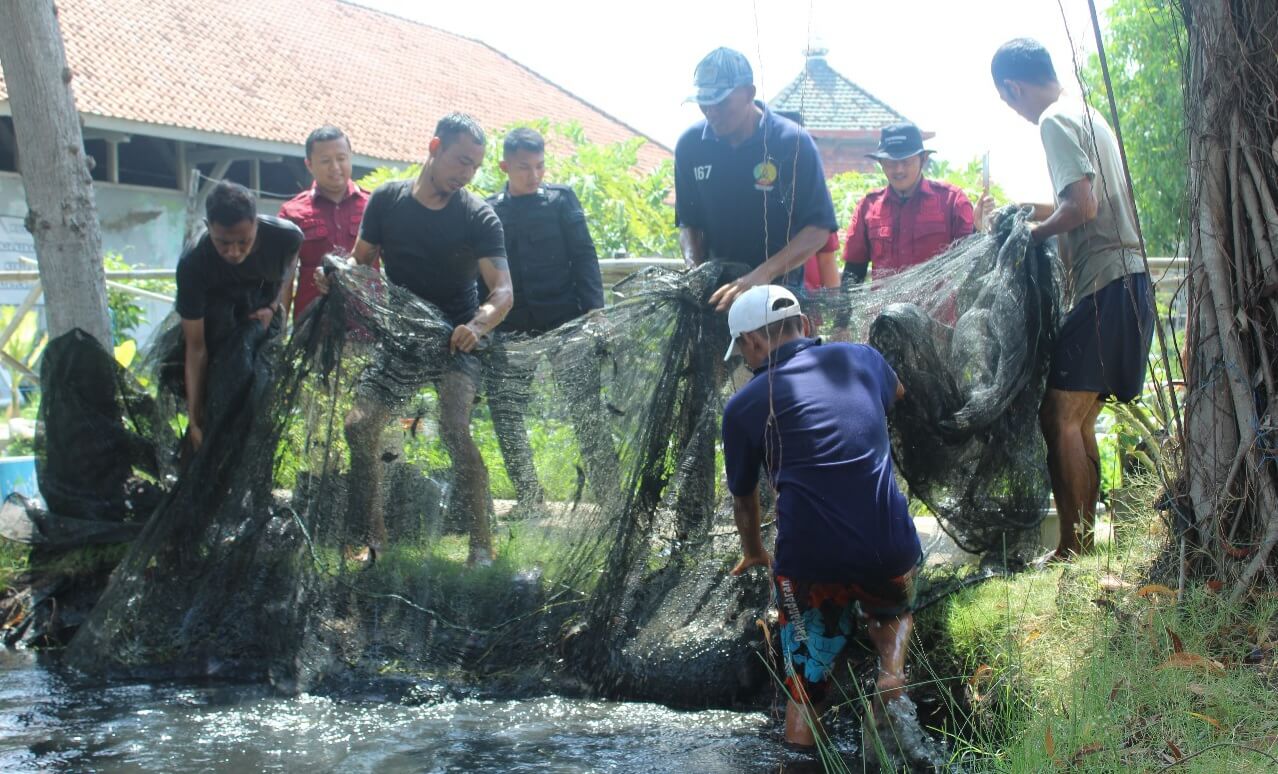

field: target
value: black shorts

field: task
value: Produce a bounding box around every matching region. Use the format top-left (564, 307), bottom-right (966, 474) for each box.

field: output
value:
top-left (1049, 273), bottom-right (1154, 402)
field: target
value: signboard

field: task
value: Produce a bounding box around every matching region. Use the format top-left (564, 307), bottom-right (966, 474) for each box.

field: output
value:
top-left (0, 214), bottom-right (39, 306)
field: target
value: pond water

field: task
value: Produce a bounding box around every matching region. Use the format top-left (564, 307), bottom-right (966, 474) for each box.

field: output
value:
top-left (0, 650), bottom-right (847, 773)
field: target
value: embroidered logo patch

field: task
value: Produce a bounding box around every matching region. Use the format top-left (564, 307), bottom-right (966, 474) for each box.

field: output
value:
top-left (753, 160), bottom-right (778, 191)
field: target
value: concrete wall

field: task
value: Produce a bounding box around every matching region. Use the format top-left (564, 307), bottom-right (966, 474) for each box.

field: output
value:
top-left (0, 171), bottom-right (283, 346)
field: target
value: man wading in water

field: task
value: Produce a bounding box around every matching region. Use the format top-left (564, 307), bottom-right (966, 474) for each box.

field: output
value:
top-left (720, 286), bottom-right (927, 758)
top-left (316, 113), bottom-right (512, 567)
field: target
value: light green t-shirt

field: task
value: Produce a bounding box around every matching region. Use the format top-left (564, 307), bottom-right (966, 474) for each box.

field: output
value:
top-left (1039, 98), bottom-right (1145, 306)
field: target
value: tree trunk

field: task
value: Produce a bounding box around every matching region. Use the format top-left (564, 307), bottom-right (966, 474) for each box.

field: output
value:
top-left (0, 0), bottom-right (112, 350)
top-left (1182, 0), bottom-right (1278, 596)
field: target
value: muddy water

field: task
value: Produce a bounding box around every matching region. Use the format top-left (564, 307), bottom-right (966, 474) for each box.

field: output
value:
top-left (0, 650), bottom-right (857, 773)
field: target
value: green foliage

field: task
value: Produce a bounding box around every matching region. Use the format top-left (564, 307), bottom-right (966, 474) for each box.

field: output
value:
top-left (103, 252), bottom-right (175, 346)
top-left (827, 157), bottom-right (1010, 234)
top-left (1082, 0), bottom-right (1188, 256)
top-left (357, 121), bottom-right (678, 258)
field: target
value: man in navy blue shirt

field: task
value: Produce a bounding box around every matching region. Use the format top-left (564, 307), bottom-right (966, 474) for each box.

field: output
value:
top-left (721, 285), bottom-right (922, 750)
top-left (675, 48), bottom-right (838, 311)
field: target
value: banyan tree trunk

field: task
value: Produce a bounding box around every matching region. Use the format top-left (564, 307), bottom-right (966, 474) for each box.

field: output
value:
top-left (1181, 0), bottom-right (1278, 599)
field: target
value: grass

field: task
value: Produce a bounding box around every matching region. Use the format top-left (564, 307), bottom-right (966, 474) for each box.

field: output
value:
top-left (918, 494), bottom-right (1278, 772)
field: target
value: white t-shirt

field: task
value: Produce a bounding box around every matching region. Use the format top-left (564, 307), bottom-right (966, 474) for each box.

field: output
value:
top-left (1039, 97), bottom-right (1145, 305)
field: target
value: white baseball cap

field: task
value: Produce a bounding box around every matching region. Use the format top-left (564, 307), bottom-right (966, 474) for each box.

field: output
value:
top-left (724, 285), bottom-right (802, 361)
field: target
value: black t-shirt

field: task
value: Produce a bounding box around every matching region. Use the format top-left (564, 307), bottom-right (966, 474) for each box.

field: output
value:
top-left (175, 214), bottom-right (302, 321)
top-left (359, 180), bottom-right (507, 325)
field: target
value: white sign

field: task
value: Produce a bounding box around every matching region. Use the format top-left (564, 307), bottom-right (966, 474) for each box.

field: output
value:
top-left (0, 214), bottom-right (38, 305)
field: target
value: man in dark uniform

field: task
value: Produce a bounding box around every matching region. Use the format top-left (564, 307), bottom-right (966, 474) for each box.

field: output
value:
top-left (316, 113), bottom-right (512, 566)
top-left (483, 127), bottom-right (615, 510)
top-left (675, 47), bottom-right (838, 310)
top-left (174, 180), bottom-right (302, 453)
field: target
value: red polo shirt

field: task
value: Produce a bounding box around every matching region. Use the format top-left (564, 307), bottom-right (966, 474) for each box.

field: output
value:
top-left (842, 178), bottom-right (974, 279)
top-left (278, 180), bottom-right (371, 321)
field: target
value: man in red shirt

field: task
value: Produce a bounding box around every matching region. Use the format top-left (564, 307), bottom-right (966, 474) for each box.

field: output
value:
top-left (841, 124), bottom-right (974, 283)
top-left (278, 125), bottom-right (370, 322)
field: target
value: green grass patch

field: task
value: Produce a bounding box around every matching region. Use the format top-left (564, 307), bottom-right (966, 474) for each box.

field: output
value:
top-left (924, 494), bottom-right (1278, 771)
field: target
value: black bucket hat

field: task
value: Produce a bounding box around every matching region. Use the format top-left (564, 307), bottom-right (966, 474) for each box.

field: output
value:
top-left (867, 123), bottom-right (933, 160)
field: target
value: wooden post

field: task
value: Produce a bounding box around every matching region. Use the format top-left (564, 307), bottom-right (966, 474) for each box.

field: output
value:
top-left (0, 0), bottom-right (112, 350)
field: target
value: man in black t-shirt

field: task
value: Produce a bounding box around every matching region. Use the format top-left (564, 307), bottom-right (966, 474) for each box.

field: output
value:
top-left (316, 113), bottom-right (513, 566)
top-left (175, 181), bottom-right (302, 452)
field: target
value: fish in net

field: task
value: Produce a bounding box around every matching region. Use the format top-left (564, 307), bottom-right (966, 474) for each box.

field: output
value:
top-left (55, 205), bottom-right (1059, 705)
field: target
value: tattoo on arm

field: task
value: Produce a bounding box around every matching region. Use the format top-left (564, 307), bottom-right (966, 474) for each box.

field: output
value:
top-left (488, 256), bottom-right (509, 271)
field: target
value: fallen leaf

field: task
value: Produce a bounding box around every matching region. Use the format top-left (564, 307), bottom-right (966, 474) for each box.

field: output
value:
top-left (1046, 725), bottom-right (1055, 757)
top-left (1166, 626), bottom-right (1185, 654)
top-left (1188, 711), bottom-right (1221, 730)
top-left (1023, 628), bottom-right (1043, 645)
top-left (1158, 652), bottom-right (1225, 672)
top-left (1071, 742), bottom-right (1105, 764)
top-left (969, 663), bottom-right (993, 687)
top-left (1206, 580), bottom-right (1224, 593)
top-left (1137, 584), bottom-right (1178, 601)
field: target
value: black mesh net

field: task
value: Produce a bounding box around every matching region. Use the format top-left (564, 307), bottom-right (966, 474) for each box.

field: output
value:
top-left (54, 206), bottom-right (1060, 704)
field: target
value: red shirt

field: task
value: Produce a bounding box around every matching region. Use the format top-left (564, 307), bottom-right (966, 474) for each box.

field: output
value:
top-left (278, 180), bottom-right (370, 321)
top-left (842, 179), bottom-right (974, 279)
top-left (803, 231), bottom-right (842, 290)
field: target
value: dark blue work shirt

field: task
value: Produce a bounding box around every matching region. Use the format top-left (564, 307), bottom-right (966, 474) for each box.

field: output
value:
top-left (675, 103), bottom-right (838, 286)
top-left (721, 338), bottom-right (921, 583)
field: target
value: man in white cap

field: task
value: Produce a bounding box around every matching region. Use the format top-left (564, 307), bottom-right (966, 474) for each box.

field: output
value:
top-left (720, 285), bottom-right (922, 750)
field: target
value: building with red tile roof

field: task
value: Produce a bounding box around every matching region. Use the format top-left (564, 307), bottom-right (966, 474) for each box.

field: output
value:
top-left (0, 0), bottom-right (670, 194)
top-left (770, 47), bottom-right (929, 176)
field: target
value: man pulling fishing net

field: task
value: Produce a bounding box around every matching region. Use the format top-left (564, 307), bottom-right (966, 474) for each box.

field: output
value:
top-left (720, 285), bottom-right (943, 766)
top-left (315, 113), bottom-right (513, 567)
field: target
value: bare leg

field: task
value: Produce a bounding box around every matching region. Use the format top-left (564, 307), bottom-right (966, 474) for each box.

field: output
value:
top-left (486, 346), bottom-right (544, 509)
top-left (438, 369), bottom-right (492, 565)
top-left (344, 395), bottom-right (392, 554)
top-left (784, 698), bottom-right (828, 748)
top-left (867, 612), bottom-right (913, 703)
top-left (1078, 398), bottom-right (1105, 552)
top-left (1040, 388), bottom-right (1103, 557)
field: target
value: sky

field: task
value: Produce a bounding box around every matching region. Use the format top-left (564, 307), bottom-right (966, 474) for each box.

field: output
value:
top-left (358, 0), bottom-right (1112, 202)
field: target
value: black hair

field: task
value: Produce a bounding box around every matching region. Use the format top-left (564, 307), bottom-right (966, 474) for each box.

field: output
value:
top-left (775, 110), bottom-right (805, 127)
top-left (305, 125), bottom-right (350, 158)
top-left (503, 127), bottom-right (546, 157)
top-left (435, 113), bottom-right (486, 151)
top-left (991, 38), bottom-right (1058, 87)
top-left (205, 180), bottom-right (256, 227)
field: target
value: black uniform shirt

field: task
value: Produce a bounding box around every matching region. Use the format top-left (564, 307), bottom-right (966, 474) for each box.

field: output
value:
top-left (486, 183), bottom-right (604, 333)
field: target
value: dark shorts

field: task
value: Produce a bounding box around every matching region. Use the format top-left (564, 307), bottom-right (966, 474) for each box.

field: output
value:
top-left (773, 571), bottom-right (917, 705)
top-left (354, 345), bottom-right (480, 411)
top-left (1049, 273), bottom-right (1155, 402)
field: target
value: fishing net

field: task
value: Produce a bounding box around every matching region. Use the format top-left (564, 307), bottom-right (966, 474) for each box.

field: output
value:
top-left (60, 206), bottom-right (1060, 705)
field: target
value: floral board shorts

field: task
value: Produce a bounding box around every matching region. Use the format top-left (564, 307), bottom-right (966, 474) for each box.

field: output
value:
top-left (772, 571), bottom-right (916, 705)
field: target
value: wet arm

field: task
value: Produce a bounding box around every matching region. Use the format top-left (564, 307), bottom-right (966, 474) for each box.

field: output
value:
top-left (471, 256), bottom-right (513, 334)
top-left (730, 491), bottom-right (771, 575)
top-left (680, 226), bottom-right (707, 268)
top-left (182, 317), bottom-right (208, 432)
top-left (1029, 178), bottom-right (1097, 243)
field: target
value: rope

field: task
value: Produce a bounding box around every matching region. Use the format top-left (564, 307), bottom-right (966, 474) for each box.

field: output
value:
top-left (1084, 0), bottom-right (1186, 443)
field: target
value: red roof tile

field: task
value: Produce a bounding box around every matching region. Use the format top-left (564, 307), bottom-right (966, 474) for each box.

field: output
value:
top-left (0, 0), bottom-right (670, 168)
